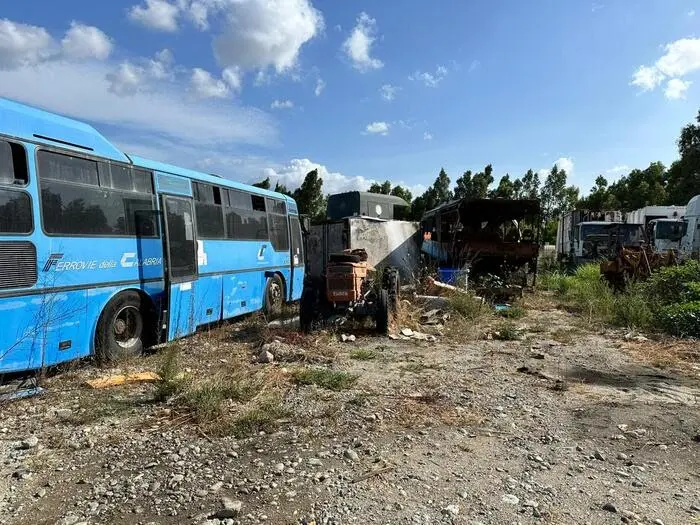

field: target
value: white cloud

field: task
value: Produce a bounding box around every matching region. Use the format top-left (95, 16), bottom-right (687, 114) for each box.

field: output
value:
top-left (656, 38), bottom-right (700, 77)
top-left (665, 78), bottom-right (691, 99)
top-left (212, 0), bottom-right (323, 74)
top-left (222, 66), bottom-right (242, 92)
top-left (0, 60), bottom-right (277, 151)
top-left (61, 22), bottom-right (113, 60)
top-left (689, 9), bottom-right (696, 17)
top-left (630, 65), bottom-right (665, 91)
top-left (468, 60), bottom-right (480, 73)
top-left (554, 157), bottom-right (574, 174)
top-left (365, 121), bottom-right (389, 135)
top-left (630, 38), bottom-right (700, 95)
top-left (314, 77), bottom-right (325, 96)
top-left (187, 1), bottom-right (210, 30)
top-left (538, 157), bottom-right (574, 179)
top-left (0, 19), bottom-right (55, 69)
top-left (606, 165), bottom-right (629, 175)
top-left (271, 99), bottom-right (294, 109)
top-left (379, 84), bottom-right (399, 101)
top-left (423, 131), bottom-right (433, 141)
top-left (342, 12), bottom-right (383, 72)
top-left (106, 62), bottom-right (144, 95)
top-left (106, 49), bottom-right (175, 95)
top-left (190, 67), bottom-right (230, 98)
top-left (259, 158), bottom-right (424, 197)
top-left (409, 65), bottom-right (448, 87)
top-left (128, 0), bottom-right (180, 32)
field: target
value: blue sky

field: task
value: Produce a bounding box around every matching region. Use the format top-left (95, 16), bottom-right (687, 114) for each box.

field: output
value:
top-left (0, 1), bottom-right (698, 198)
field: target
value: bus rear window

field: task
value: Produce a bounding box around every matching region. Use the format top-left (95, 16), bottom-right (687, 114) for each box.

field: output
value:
top-left (0, 189), bottom-right (32, 233)
top-left (0, 140), bottom-right (28, 186)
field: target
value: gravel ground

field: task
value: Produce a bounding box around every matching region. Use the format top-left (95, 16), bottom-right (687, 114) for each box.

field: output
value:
top-left (1, 298), bottom-right (699, 525)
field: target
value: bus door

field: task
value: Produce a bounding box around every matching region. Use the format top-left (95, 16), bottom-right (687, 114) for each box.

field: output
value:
top-left (162, 195), bottom-right (198, 340)
top-left (289, 215), bottom-right (305, 300)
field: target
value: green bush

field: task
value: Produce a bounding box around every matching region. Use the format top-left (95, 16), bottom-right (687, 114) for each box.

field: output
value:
top-left (657, 301), bottom-right (700, 338)
top-left (641, 261), bottom-right (700, 308)
top-left (612, 287), bottom-right (653, 329)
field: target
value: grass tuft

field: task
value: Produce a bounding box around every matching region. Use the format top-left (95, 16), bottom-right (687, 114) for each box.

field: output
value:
top-left (350, 348), bottom-right (377, 361)
top-left (292, 368), bottom-right (358, 391)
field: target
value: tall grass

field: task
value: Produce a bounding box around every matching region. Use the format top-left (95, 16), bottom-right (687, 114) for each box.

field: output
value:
top-left (539, 264), bottom-right (652, 330)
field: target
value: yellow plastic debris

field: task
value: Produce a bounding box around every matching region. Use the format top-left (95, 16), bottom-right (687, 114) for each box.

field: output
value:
top-left (86, 371), bottom-right (160, 389)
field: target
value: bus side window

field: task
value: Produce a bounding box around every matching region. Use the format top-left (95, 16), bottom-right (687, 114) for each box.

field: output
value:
top-left (0, 140), bottom-right (28, 186)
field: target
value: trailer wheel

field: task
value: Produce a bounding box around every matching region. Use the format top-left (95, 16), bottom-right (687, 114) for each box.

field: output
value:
top-left (264, 274), bottom-right (284, 319)
top-left (375, 289), bottom-right (390, 335)
top-left (95, 291), bottom-right (146, 364)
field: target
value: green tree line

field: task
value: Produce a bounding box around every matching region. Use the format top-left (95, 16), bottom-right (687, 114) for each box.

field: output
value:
top-left (253, 108), bottom-right (700, 239)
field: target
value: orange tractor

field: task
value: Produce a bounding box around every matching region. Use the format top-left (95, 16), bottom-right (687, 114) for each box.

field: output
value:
top-left (300, 249), bottom-right (399, 333)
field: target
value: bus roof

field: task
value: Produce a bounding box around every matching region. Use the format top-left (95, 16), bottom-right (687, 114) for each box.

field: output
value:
top-left (0, 97), bottom-right (295, 209)
top-left (0, 97), bottom-right (129, 162)
top-left (129, 154), bottom-right (296, 207)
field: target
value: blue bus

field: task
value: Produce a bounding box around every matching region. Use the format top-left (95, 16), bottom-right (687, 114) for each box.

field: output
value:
top-left (0, 98), bottom-right (304, 374)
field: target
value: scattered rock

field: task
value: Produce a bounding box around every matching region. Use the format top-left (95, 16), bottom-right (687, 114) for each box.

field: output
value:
top-left (602, 502), bottom-right (618, 513)
top-left (400, 328), bottom-right (414, 337)
top-left (523, 500), bottom-right (538, 508)
top-left (20, 436), bottom-right (39, 449)
top-left (344, 448), bottom-right (359, 462)
top-left (341, 334), bottom-right (356, 343)
top-left (258, 349), bottom-right (274, 363)
top-left (211, 498), bottom-right (243, 519)
top-left (442, 504), bottom-right (460, 516)
top-left (594, 450), bottom-right (606, 461)
top-left (502, 494), bottom-right (519, 505)
top-left (308, 458), bottom-right (323, 467)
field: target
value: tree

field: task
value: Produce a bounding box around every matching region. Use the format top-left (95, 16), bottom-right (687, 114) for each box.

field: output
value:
top-left (470, 164), bottom-right (494, 199)
top-left (433, 168), bottom-right (453, 203)
top-left (292, 169), bottom-right (326, 221)
top-left (390, 185), bottom-right (413, 203)
top-left (274, 181), bottom-right (292, 196)
top-left (520, 169), bottom-right (540, 200)
top-left (253, 177), bottom-right (271, 190)
top-left (490, 174), bottom-right (515, 199)
top-left (368, 180), bottom-right (392, 194)
top-left (540, 165), bottom-right (567, 222)
top-left (580, 175), bottom-right (609, 211)
top-left (454, 170), bottom-right (473, 200)
top-left (667, 110), bottom-right (700, 205)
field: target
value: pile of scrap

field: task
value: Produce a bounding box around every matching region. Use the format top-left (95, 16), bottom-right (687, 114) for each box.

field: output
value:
top-left (600, 245), bottom-right (677, 290)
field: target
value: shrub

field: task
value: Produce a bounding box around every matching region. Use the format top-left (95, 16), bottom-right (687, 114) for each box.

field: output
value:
top-left (497, 303), bottom-right (526, 319)
top-left (494, 323), bottom-right (520, 341)
top-left (612, 287), bottom-right (653, 329)
top-left (641, 260), bottom-right (700, 309)
top-left (154, 347), bottom-right (186, 402)
top-left (447, 292), bottom-right (485, 320)
top-left (657, 301), bottom-right (700, 338)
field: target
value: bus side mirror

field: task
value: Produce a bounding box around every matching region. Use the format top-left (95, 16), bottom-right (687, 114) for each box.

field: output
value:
top-left (300, 215), bottom-right (311, 234)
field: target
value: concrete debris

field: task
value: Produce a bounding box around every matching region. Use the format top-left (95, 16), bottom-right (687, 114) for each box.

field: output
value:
top-left (341, 334), bottom-right (357, 343)
top-left (395, 327), bottom-right (437, 342)
top-left (420, 308), bottom-right (450, 325)
top-left (624, 332), bottom-right (649, 342)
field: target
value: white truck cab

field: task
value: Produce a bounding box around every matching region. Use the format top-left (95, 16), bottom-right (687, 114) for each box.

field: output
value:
top-left (680, 195), bottom-right (700, 258)
top-left (647, 218), bottom-right (687, 253)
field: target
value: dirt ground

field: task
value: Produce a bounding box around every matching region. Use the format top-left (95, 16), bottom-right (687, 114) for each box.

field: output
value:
top-left (1, 294), bottom-right (699, 525)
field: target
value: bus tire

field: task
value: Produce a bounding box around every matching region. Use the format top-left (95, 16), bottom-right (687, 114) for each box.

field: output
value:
top-left (95, 291), bottom-right (146, 364)
top-left (264, 274), bottom-right (284, 319)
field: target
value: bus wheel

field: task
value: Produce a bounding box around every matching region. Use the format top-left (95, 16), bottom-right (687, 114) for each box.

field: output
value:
top-left (95, 291), bottom-right (146, 364)
top-left (264, 274), bottom-right (284, 319)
